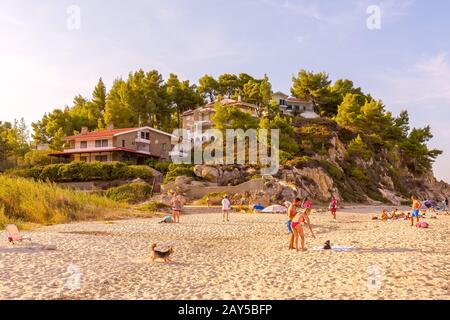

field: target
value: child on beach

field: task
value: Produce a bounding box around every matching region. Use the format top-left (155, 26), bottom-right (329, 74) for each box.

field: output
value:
top-left (291, 201), bottom-right (316, 252)
top-left (329, 196), bottom-right (337, 220)
top-left (171, 193), bottom-right (182, 223)
top-left (410, 195), bottom-right (422, 227)
top-left (222, 195), bottom-right (231, 222)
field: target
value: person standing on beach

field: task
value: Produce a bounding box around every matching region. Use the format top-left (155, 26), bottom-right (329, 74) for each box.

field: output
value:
top-left (410, 195), bottom-right (422, 227)
top-left (288, 198), bottom-right (301, 250)
top-left (302, 197), bottom-right (313, 215)
top-left (291, 200), bottom-right (316, 252)
top-left (222, 195), bottom-right (231, 222)
top-left (329, 196), bottom-right (337, 220)
top-left (171, 193), bottom-right (182, 223)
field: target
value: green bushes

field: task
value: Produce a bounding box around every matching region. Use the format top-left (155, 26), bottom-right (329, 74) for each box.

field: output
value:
top-left (23, 150), bottom-right (54, 167)
top-left (7, 162), bottom-right (153, 182)
top-left (163, 164), bottom-right (195, 183)
top-left (197, 192), bottom-right (228, 205)
top-left (0, 176), bottom-right (123, 227)
top-left (137, 201), bottom-right (171, 213)
top-left (105, 182), bottom-right (152, 204)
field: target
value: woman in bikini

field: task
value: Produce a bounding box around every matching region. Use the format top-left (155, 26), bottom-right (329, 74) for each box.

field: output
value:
top-left (288, 198), bottom-right (301, 250)
top-left (171, 193), bottom-right (182, 223)
top-left (291, 201), bottom-right (316, 252)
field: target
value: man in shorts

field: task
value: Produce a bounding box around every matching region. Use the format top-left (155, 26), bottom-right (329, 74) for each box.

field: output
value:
top-left (410, 195), bottom-right (422, 227)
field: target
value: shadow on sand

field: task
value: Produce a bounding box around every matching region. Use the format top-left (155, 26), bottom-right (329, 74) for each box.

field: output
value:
top-left (0, 244), bottom-right (57, 254)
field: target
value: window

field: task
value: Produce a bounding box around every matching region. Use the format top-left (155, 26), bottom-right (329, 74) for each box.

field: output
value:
top-left (80, 156), bottom-right (88, 162)
top-left (280, 99), bottom-right (286, 106)
top-left (141, 132), bottom-right (150, 140)
top-left (80, 141), bottom-right (87, 149)
top-left (95, 155), bottom-right (108, 162)
top-left (95, 140), bottom-right (108, 148)
top-left (162, 143), bottom-right (167, 151)
top-left (122, 140), bottom-right (126, 148)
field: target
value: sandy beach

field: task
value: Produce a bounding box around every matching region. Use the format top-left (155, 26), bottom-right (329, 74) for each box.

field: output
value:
top-left (0, 206), bottom-right (449, 300)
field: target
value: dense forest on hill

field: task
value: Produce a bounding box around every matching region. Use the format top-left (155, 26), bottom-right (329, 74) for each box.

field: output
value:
top-left (0, 69), bottom-right (444, 203)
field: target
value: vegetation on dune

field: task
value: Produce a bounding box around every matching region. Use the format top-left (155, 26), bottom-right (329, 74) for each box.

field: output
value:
top-left (1, 68), bottom-right (444, 206)
top-left (0, 175), bottom-right (124, 228)
top-left (6, 161), bottom-right (153, 182)
top-left (137, 201), bottom-right (171, 214)
top-left (197, 192), bottom-right (229, 205)
top-left (105, 182), bottom-right (153, 204)
top-left (163, 163), bottom-right (196, 183)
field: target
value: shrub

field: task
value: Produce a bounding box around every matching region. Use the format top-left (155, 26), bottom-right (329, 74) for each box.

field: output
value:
top-left (105, 182), bottom-right (152, 204)
top-left (137, 201), bottom-right (171, 213)
top-left (23, 150), bottom-right (54, 167)
top-left (6, 162), bottom-right (153, 182)
top-left (318, 160), bottom-right (343, 179)
top-left (197, 192), bottom-right (228, 205)
top-left (163, 164), bottom-right (195, 183)
top-left (351, 167), bottom-right (368, 184)
top-left (0, 176), bottom-right (123, 227)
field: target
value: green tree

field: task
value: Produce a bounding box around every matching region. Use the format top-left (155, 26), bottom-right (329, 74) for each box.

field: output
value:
top-left (291, 70), bottom-right (331, 114)
top-left (218, 74), bottom-right (240, 98)
top-left (212, 102), bottom-right (259, 131)
top-left (166, 73), bottom-right (203, 128)
top-left (335, 93), bottom-right (363, 128)
top-left (198, 74), bottom-right (219, 103)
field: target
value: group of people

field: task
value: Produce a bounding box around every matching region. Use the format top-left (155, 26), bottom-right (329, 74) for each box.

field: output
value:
top-left (285, 196), bottom-right (338, 252)
top-left (379, 194), bottom-right (448, 226)
top-left (163, 193), bottom-right (232, 224)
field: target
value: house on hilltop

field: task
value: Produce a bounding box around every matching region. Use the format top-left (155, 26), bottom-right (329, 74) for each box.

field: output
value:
top-left (272, 91), bottom-right (319, 118)
top-left (49, 124), bottom-right (174, 164)
top-left (182, 98), bottom-right (259, 134)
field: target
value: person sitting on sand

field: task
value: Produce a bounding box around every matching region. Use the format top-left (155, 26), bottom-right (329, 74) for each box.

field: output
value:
top-left (291, 202), bottom-right (316, 252)
top-left (171, 193), bottom-right (182, 223)
top-left (381, 209), bottom-right (389, 222)
top-left (390, 208), bottom-right (399, 220)
top-left (329, 196), bottom-right (337, 220)
top-left (410, 195), bottom-right (422, 227)
top-left (159, 215), bottom-right (174, 224)
top-left (222, 195), bottom-right (231, 222)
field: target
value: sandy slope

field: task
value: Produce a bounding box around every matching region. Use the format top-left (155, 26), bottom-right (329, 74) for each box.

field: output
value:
top-left (0, 207), bottom-right (449, 300)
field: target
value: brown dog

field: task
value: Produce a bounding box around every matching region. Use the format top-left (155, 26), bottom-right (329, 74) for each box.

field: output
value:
top-left (150, 243), bottom-right (174, 262)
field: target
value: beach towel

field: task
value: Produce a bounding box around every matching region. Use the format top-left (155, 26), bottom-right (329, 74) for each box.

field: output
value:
top-left (416, 222), bottom-right (429, 228)
top-left (312, 246), bottom-right (353, 252)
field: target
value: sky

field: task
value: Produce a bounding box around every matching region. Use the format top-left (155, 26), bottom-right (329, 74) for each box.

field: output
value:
top-left (0, 0), bottom-right (449, 182)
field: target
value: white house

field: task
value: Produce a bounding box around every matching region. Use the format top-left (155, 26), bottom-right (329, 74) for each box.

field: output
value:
top-left (272, 91), bottom-right (319, 118)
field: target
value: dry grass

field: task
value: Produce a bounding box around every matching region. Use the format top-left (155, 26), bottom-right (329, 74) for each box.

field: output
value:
top-left (0, 175), bottom-right (128, 228)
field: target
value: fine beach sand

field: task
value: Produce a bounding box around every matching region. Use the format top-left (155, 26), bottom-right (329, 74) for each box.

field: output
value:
top-left (0, 206), bottom-right (449, 300)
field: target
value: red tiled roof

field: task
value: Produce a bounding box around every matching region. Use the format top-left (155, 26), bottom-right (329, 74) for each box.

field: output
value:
top-left (63, 128), bottom-right (135, 140)
top-left (286, 97), bottom-right (309, 102)
top-left (49, 147), bottom-right (158, 157)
